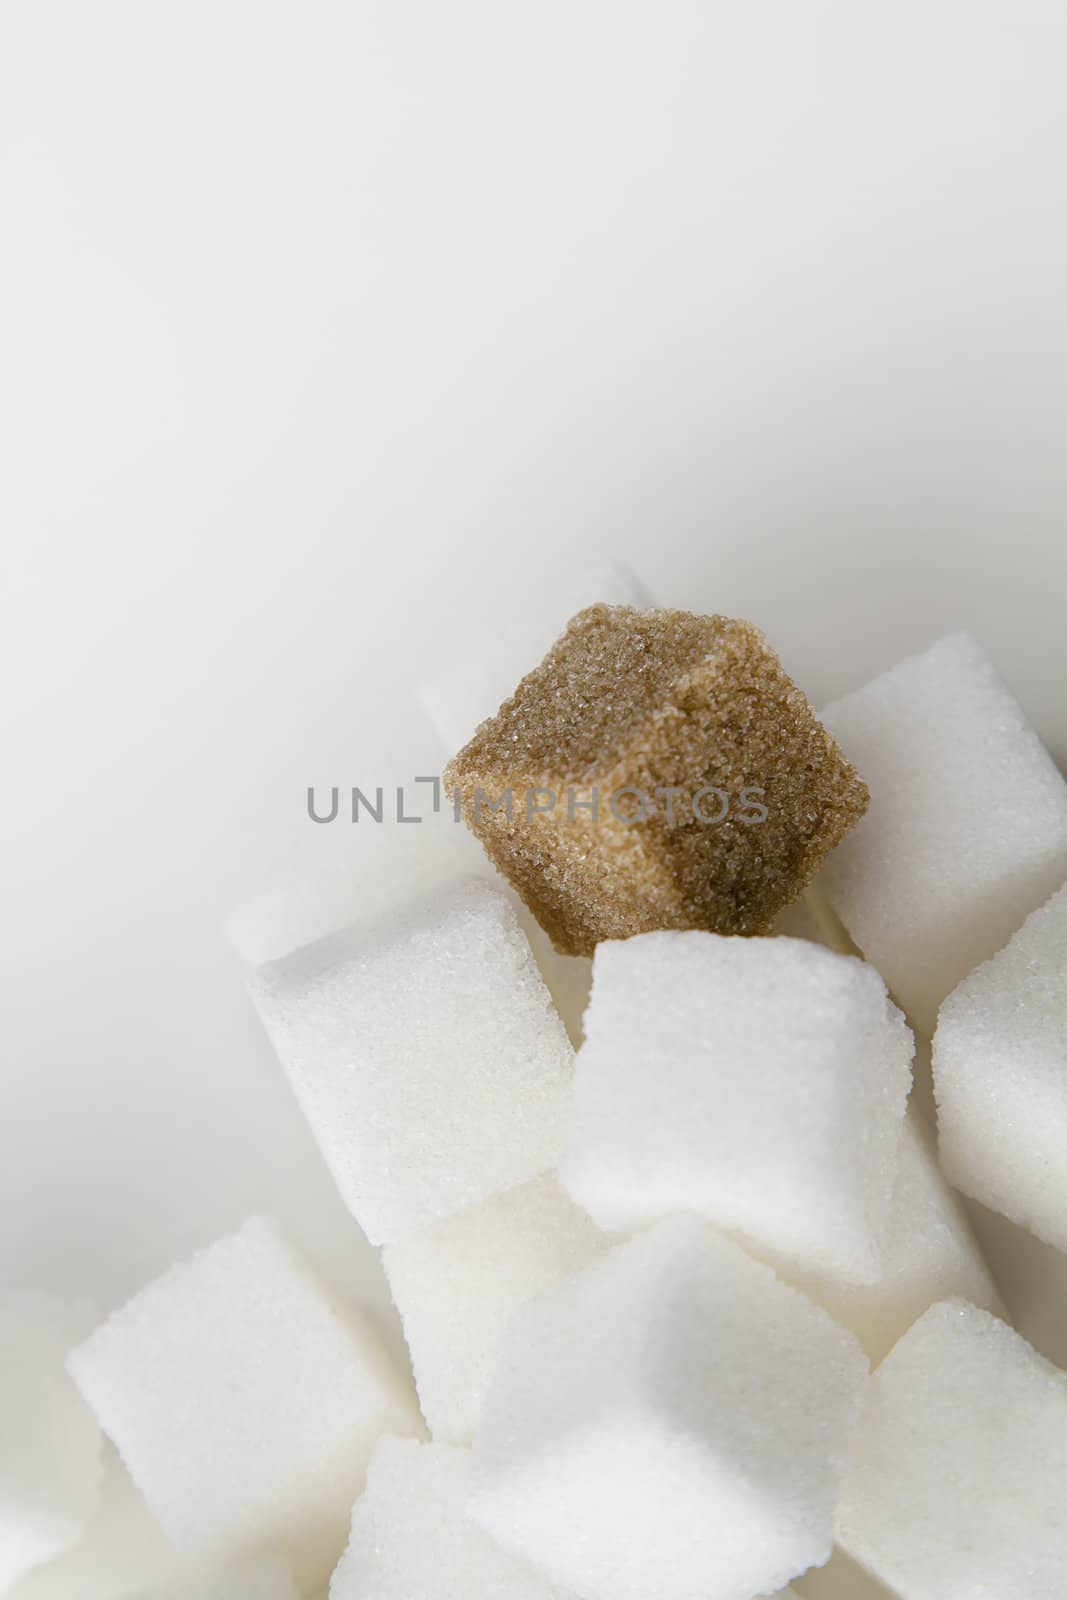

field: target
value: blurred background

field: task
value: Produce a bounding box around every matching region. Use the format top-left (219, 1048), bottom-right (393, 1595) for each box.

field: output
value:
top-left (2, 2), bottom-right (1066, 1366)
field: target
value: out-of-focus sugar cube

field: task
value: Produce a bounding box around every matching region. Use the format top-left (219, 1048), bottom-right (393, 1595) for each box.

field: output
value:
top-left (935, 880), bottom-right (1067, 1251)
top-left (383, 1175), bottom-right (607, 1444)
top-left (0, 1292), bottom-right (103, 1592)
top-left (4, 1444), bottom-right (182, 1600)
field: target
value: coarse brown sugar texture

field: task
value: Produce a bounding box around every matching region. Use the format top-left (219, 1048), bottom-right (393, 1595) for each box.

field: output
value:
top-left (445, 605), bottom-right (869, 956)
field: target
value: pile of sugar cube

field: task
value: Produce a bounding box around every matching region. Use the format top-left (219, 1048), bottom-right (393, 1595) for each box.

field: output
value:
top-left (5, 565), bottom-right (1067, 1600)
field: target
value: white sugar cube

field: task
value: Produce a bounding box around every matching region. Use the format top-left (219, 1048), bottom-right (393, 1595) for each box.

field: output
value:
top-left (836, 1299), bottom-right (1067, 1597)
top-left (250, 877), bottom-right (574, 1245)
top-left (226, 806), bottom-right (591, 1046)
top-left (329, 1438), bottom-right (567, 1599)
top-left (469, 1217), bottom-right (868, 1600)
top-left (934, 880), bottom-right (1067, 1252)
top-left (383, 1175), bottom-right (607, 1444)
top-left (0, 1292), bottom-right (103, 1592)
top-left (786, 1109), bottom-right (1003, 1363)
top-left (131, 1554), bottom-right (299, 1600)
top-left (820, 633), bottom-right (1067, 1034)
top-left (418, 560), bottom-right (653, 755)
top-left (559, 932), bottom-right (912, 1284)
top-left (5, 1445), bottom-right (182, 1600)
top-left (67, 1218), bottom-right (418, 1590)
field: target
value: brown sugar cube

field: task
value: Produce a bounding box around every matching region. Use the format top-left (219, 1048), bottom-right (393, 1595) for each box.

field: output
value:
top-left (444, 605), bottom-right (868, 956)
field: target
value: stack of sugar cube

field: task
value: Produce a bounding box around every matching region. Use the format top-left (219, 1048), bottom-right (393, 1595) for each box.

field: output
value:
top-left (10, 580), bottom-right (1067, 1600)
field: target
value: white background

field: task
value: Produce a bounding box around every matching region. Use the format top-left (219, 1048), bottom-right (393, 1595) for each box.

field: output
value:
top-left (2, 3), bottom-right (1066, 1359)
